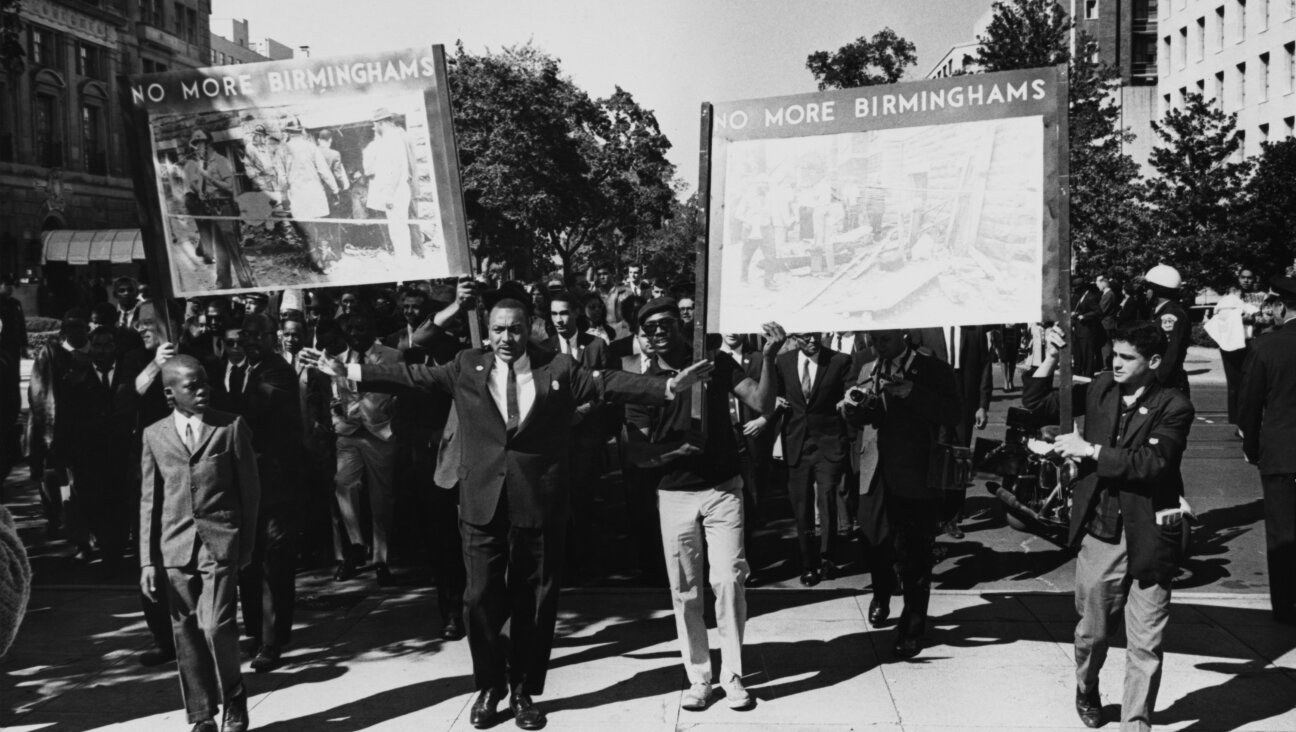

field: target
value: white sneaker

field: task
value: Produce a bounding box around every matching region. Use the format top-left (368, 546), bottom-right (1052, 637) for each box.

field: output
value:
top-left (681, 681), bottom-right (712, 711)
top-left (720, 674), bottom-right (753, 710)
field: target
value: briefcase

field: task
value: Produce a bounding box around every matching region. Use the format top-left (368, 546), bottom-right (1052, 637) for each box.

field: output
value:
top-left (935, 443), bottom-right (973, 492)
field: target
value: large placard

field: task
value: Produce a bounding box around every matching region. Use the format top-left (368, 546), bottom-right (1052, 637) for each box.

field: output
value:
top-left (126, 46), bottom-right (471, 298)
top-left (706, 67), bottom-right (1065, 334)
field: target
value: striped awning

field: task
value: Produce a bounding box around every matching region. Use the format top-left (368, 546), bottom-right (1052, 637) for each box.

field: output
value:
top-left (42, 229), bottom-right (146, 265)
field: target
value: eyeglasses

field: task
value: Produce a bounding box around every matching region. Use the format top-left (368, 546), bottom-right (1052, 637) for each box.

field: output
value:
top-left (641, 318), bottom-right (678, 336)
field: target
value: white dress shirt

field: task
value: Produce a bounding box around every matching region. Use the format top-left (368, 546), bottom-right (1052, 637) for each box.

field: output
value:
top-left (488, 352), bottom-right (536, 426)
top-left (556, 332), bottom-right (580, 357)
top-left (943, 327), bottom-right (963, 370)
top-left (173, 410), bottom-right (204, 450)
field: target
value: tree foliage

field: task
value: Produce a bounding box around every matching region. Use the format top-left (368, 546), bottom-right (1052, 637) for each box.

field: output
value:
top-left (1239, 138), bottom-right (1296, 278)
top-left (806, 27), bottom-right (916, 90)
top-left (447, 42), bottom-right (676, 280)
top-left (974, 0), bottom-right (1070, 72)
top-left (636, 188), bottom-right (703, 287)
top-left (1, 0), bottom-right (24, 75)
top-left (1146, 93), bottom-right (1249, 237)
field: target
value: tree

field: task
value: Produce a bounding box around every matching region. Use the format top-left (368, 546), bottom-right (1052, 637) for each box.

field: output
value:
top-left (447, 43), bottom-right (676, 280)
top-left (1238, 138), bottom-right (1296, 278)
top-left (975, 0), bottom-right (1070, 72)
top-left (1, 0), bottom-right (23, 75)
top-left (636, 188), bottom-right (703, 287)
top-left (806, 28), bottom-right (916, 90)
top-left (976, 0), bottom-right (1151, 284)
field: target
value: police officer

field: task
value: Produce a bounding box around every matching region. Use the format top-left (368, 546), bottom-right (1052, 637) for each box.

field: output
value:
top-left (1144, 264), bottom-right (1191, 397)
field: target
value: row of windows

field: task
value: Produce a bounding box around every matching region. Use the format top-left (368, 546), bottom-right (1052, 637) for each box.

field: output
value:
top-left (1164, 6), bottom-right (1296, 72)
top-left (140, 0), bottom-right (201, 45)
top-left (0, 88), bottom-right (111, 175)
top-left (1162, 0), bottom-right (1296, 31)
top-left (1086, 0), bottom-right (1160, 22)
top-left (208, 50), bottom-right (247, 66)
top-left (1164, 44), bottom-right (1296, 111)
top-left (28, 26), bottom-right (109, 81)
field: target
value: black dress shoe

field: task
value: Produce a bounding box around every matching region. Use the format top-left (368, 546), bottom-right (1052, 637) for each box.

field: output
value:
top-left (333, 557), bottom-right (358, 582)
top-left (1075, 686), bottom-right (1102, 728)
top-left (942, 519), bottom-right (965, 540)
top-left (799, 570), bottom-right (820, 587)
top-left (470, 688), bottom-right (505, 729)
top-left (868, 596), bottom-right (891, 625)
top-left (893, 634), bottom-right (921, 659)
top-left (138, 646), bottom-right (177, 667)
top-left (442, 614), bottom-right (465, 641)
top-left (250, 644), bottom-right (282, 673)
top-left (191, 721), bottom-right (218, 732)
top-left (510, 692), bottom-right (546, 730)
top-left (221, 682), bottom-right (249, 732)
top-left (819, 562), bottom-right (837, 580)
top-left (375, 562), bottom-right (395, 587)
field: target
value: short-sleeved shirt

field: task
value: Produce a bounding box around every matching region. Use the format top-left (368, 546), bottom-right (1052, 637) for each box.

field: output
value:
top-left (632, 349), bottom-right (749, 491)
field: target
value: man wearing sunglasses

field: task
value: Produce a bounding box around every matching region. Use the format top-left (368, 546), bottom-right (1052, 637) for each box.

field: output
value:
top-left (628, 298), bottom-right (786, 713)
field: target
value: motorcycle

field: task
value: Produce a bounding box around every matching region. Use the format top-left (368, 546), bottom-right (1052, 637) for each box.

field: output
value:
top-left (974, 406), bottom-right (1079, 547)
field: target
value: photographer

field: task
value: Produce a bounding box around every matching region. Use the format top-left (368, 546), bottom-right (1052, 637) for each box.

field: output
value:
top-left (1022, 323), bottom-right (1194, 731)
top-left (839, 329), bottom-right (959, 659)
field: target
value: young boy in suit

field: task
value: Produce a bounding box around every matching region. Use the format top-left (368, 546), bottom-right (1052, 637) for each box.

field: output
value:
top-left (140, 356), bottom-right (260, 732)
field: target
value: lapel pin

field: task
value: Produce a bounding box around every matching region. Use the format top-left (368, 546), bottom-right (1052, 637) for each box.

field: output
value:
top-left (1138, 406), bottom-right (1149, 415)
top-left (551, 379), bottom-right (560, 390)
top-left (475, 365), bottom-right (484, 371)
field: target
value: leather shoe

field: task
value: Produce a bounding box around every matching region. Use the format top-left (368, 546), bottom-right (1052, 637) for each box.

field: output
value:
top-left (138, 646), bottom-right (176, 667)
top-left (191, 721), bottom-right (217, 732)
top-left (470, 687), bottom-right (505, 729)
top-left (942, 519), bottom-right (965, 539)
top-left (375, 562), bottom-right (395, 587)
top-left (510, 691), bottom-right (546, 730)
top-left (221, 682), bottom-right (249, 732)
top-left (868, 596), bottom-right (891, 625)
top-left (893, 634), bottom-right (921, 659)
top-left (442, 614), bottom-right (465, 641)
top-left (333, 556), bottom-right (357, 582)
top-left (1075, 686), bottom-right (1102, 728)
top-left (250, 644), bottom-right (282, 673)
top-left (819, 562), bottom-right (837, 581)
top-left (799, 570), bottom-right (820, 587)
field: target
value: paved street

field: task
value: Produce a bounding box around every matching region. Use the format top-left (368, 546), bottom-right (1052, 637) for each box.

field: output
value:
top-left (4, 347), bottom-right (1295, 730)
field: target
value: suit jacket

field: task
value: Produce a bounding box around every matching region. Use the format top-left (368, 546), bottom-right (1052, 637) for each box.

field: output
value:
top-left (1023, 372), bottom-right (1194, 584)
top-left (62, 358), bottom-right (141, 468)
top-left (139, 409), bottom-right (261, 569)
top-left (1239, 323), bottom-right (1296, 474)
top-left (842, 350), bottom-right (961, 499)
top-left (775, 348), bottom-right (851, 466)
top-left (211, 354), bottom-right (303, 507)
top-left (356, 345), bottom-right (667, 528)
top-left (544, 331), bottom-right (614, 435)
top-left (335, 342), bottom-right (403, 440)
top-left (26, 343), bottom-right (89, 463)
top-left (909, 325), bottom-right (993, 443)
top-left (291, 353), bottom-right (333, 453)
top-left (1099, 288), bottom-right (1119, 332)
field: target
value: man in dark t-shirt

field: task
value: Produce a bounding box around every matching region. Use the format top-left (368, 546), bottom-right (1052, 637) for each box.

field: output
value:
top-left (626, 297), bottom-right (785, 713)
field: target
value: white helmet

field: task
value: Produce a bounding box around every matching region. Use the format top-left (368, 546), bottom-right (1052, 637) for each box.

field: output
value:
top-left (1144, 264), bottom-right (1182, 290)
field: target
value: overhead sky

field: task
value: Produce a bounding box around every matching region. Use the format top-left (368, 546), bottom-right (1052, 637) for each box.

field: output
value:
top-left (212, 0), bottom-right (996, 186)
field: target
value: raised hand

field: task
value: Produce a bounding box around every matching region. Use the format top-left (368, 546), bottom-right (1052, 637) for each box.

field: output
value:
top-left (761, 322), bottom-right (788, 356)
top-left (299, 347), bottom-right (345, 377)
top-left (670, 359), bottom-right (715, 393)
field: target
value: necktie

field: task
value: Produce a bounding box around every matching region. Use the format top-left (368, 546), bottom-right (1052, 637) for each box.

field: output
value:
top-left (801, 358), bottom-right (813, 396)
top-left (230, 363), bottom-right (246, 396)
top-left (505, 363), bottom-right (520, 435)
top-left (184, 421), bottom-right (195, 452)
top-left (98, 367), bottom-right (111, 388)
top-left (949, 326), bottom-right (961, 370)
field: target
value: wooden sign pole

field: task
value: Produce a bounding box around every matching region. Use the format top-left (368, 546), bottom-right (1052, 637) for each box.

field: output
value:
top-left (1056, 63), bottom-right (1073, 430)
top-left (691, 103), bottom-right (715, 431)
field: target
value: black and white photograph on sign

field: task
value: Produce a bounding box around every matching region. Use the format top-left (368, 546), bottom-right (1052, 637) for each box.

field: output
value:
top-left (149, 91), bottom-right (451, 296)
top-left (717, 115), bottom-right (1044, 334)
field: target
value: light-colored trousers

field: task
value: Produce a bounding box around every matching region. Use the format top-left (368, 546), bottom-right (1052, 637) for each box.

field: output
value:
top-left (385, 180), bottom-right (413, 260)
top-left (658, 478), bottom-right (749, 685)
top-left (1075, 531), bottom-right (1171, 732)
top-left (335, 430), bottom-right (397, 564)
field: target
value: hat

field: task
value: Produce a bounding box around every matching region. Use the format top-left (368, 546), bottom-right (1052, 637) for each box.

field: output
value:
top-left (1270, 275), bottom-right (1296, 301)
top-left (638, 296), bottom-right (680, 325)
top-left (189, 129), bottom-right (210, 144)
top-left (371, 107), bottom-right (394, 123)
top-left (1144, 264), bottom-right (1182, 291)
top-left (282, 117), bottom-right (303, 133)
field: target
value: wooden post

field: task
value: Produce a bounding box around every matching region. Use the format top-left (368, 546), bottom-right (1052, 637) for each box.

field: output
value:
top-left (691, 103), bottom-right (714, 431)
top-left (1056, 63), bottom-right (1073, 430)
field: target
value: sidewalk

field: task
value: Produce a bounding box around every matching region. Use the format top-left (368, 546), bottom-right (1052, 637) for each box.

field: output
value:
top-left (4, 581), bottom-right (1295, 731)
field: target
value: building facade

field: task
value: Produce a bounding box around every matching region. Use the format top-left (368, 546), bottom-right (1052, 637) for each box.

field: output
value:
top-left (0, 0), bottom-right (211, 295)
top-left (1158, 0), bottom-right (1296, 156)
top-left (209, 17), bottom-right (293, 66)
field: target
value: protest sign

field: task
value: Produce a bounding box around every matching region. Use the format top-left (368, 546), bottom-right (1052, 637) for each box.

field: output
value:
top-left (125, 46), bottom-right (471, 298)
top-left (703, 67), bottom-right (1067, 334)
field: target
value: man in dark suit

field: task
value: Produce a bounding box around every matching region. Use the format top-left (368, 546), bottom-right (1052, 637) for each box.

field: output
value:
top-left (1238, 274), bottom-right (1296, 626)
top-left (281, 314), bottom-right (337, 572)
top-left (840, 330), bottom-right (960, 659)
top-left (776, 333), bottom-right (852, 584)
top-left (1072, 280), bottom-right (1104, 378)
top-left (301, 290), bottom-right (709, 730)
top-left (211, 313), bottom-right (302, 673)
top-left (1024, 323), bottom-right (1194, 730)
top-left (720, 333), bottom-right (776, 574)
top-left (140, 356), bottom-right (259, 732)
top-left (26, 309), bottom-right (91, 540)
top-left (62, 326), bottom-right (139, 571)
top-left (908, 325), bottom-right (992, 538)
top-left (543, 290), bottom-right (612, 571)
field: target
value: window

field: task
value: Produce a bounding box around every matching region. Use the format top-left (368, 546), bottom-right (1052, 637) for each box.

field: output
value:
top-left (1179, 86), bottom-right (1188, 108)
top-left (1215, 5), bottom-right (1226, 50)
top-left (1196, 17), bottom-right (1206, 59)
top-left (1215, 69), bottom-right (1226, 103)
top-left (1236, 130), bottom-right (1246, 161)
top-left (0, 83), bottom-right (14, 163)
top-left (82, 104), bottom-right (105, 174)
top-left (34, 93), bottom-right (63, 167)
top-left (1285, 116), bottom-right (1295, 138)
top-left (1163, 93), bottom-right (1172, 115)
top-left (141, 58), bottom-right (169, 74)
top-left (1261, 52), bottom-right (1271, 101)
top-left (1162, 35), bottom-right (1172, 74)
top-left (1287, 42), bottom-right (1295, 94)
top-left (76, 43), bottom-right (105, 80)
top-left (1260, 0), bottom-right (1269, 28)
top-left (1238, 0), bottom-right (1247, 41)
top-left (1086, 0), bottom-right (1099, 18)
top-left (141, 0), bottom-right (163, 26)
top-left (1237, 62), bottom-right (1247, 107)
top-left (29, 26), bottom-right (63, 70)
top-left (1259, 123), bottom-right (1270, 147)
top-left (1197, 78), bottom-right (1207, 97)
top-left (1178, 26), bottom-right (1188, 67)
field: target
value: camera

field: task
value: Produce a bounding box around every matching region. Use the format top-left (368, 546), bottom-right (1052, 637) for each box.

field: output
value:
top-left (845, 385), bottom-right (870, 406)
